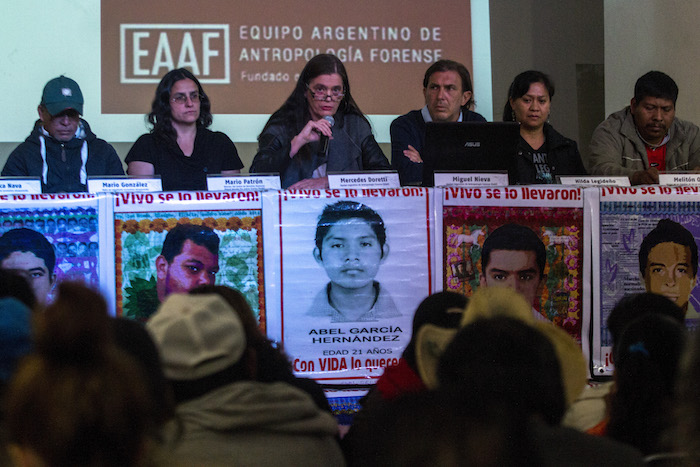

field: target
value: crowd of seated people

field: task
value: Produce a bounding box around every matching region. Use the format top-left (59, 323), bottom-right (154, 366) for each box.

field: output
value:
top-left (2, 271), bottom-right (700, 466)
top-left (4, 55), bottom-right (697, 192)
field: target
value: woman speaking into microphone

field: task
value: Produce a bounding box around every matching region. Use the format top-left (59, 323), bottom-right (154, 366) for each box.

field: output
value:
top-left (251, 54), bottom-right (389, 189)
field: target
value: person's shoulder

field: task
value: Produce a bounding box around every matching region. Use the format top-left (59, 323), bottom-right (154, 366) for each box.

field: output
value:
top-left (391, 109), bottom-right (423, 128)
top-left (597, 107), bottom-right (630, 129)
top-left (672, 116), bottom-right (700, 140)
top-left (545, 123), bottom-right (577, 147)
top-left (464, 109), bottom-right (487, 122)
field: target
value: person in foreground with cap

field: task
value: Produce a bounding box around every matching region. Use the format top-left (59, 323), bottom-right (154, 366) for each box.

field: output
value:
top-left (147, 293), bottom-right (345, 466)
top-left (2, 75), bottom-right (124, 193)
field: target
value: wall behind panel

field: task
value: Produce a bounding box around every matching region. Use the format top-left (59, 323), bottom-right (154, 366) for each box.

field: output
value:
top-left (604, 1), bottom-right (700, 125)
top-left (489, 0), bottom-right (604, 159)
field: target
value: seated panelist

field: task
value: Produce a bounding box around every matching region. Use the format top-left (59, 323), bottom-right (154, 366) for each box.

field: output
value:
top-left (2, 76), bottom-right (124, 193)
top-left (390, 59), bottom-right (486, 186)
top-left (503, 70), bottom-right (586, 184)
top-left (588, 71), bottom-right (700, 185)
top-left (126, 68), bottom-right (243, 191)
top-left (250, 54), bottom-right (389, 190)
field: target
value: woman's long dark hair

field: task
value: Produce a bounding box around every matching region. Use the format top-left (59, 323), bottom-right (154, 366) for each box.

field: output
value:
top-left (502, 70), bottom-right (555, 122)
top-left (261, 54), bottom-right (368, 135)
top-left (148, 68), bottom-right (213, 142)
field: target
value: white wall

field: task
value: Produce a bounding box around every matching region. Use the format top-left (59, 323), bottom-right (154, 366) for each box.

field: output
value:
top-left (604, 0), bottom-right (700, 122)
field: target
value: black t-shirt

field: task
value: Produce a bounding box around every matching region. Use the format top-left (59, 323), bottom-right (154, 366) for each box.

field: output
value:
top-left (125, 127), bottom-right (243, 191)
top-left (518, 138), bottom-right (554, 184)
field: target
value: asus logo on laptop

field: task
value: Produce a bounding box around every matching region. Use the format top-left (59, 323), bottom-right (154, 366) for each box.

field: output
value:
top-left (464, 141), bottom-right (481, 148)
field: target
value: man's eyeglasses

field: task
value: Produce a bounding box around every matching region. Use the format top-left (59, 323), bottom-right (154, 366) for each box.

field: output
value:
top-left (170, 92), bottom-right (201, 105)
top-left (307, 85), bottom-right (345, 101)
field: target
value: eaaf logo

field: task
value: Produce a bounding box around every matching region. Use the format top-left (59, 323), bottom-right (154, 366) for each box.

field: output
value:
top-left (120, 24), bottom-right (230, 83)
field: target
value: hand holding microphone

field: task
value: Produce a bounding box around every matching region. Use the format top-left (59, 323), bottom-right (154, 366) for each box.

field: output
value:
top-left (290, 116), bottom-right (335, 158)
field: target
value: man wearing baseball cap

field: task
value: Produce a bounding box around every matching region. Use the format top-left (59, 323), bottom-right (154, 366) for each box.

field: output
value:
top-left (2, 75), bottom-right (124, 193)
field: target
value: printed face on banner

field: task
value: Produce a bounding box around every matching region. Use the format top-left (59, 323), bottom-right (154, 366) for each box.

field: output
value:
top-left (643, 242), bottom-right (696, 309)
top-left (479, 249), bottom-right (542, 306)
top-left (276, 189), bottom-right (432, 383)
top-left (443, 205), bottom-right (584, 342)
top-left (596, 201), bottom-right (700, 376)
top-left (115, 211), bottom-right (263, 324)
top-left (0, 208), bottom-right (100, 305)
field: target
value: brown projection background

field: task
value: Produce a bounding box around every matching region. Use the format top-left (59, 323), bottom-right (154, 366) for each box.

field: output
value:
top-left (101, 0), bottom-right (473, 115)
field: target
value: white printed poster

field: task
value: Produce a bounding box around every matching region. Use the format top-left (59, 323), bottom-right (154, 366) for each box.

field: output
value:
top-left (264, 187), bottom-right (434, 384)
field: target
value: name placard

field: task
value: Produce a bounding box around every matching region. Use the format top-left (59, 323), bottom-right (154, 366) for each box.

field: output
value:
top-left (328, 171), bottom-right (400, 189)
top-left (658, 173), bottom-right (700, 186)
top-left (207, 174), bottom-right (281, 191)
top-left (558, 175), bottom-right (630, 186)
top-left (88, 177), bottom-right (162, 193)
top-left (0, 177), bottom-right (42, 194)
top-left (433, 172), bottom-right (509, 187)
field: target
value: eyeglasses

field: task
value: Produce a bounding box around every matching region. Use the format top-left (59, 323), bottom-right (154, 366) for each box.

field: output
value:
top-left (170, 92), bottom-right (201, 105)
top-left (307, 85), bottom-right (345, 101)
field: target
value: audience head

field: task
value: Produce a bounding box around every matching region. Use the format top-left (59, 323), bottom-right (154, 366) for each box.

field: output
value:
top-left (438, 316), bottom-right (566, 426)
top-left (675, 323), bottom-right (700, 460)
top-left (0, 297), bottom-right (32, 385)
top-left (148, 68), bottom-right (212, 140)
top-left (358, 390), bottom-right (537, 467)
top-left (479, 223), bottom-right (546, 307)
top-left (147, 293), bottom-right (249, 403)
top-left (402, 291), bottom-right (466, 370)
top-left (422, 59), bottom-right (474, 122)
top-left (190, 285), bottom-right (294, 382)
top-left (417, 287), bottom-right (586, 409)
top-left (0, 228), bottom-right (56, 305)
top-left (112, 317), bottom-right (175, 427)
top-left (502, 70), bottom-right (555, 129)
top-left (607, 292), bottom-right (685, 356)
top-left (5, 282), bottom-right (155, 467)
top-left (0, 268), bottom-right (37, 310)
top-left (37, 75), bottom-right (83, 142)
top-left (607, 313), bottom-right (686, 455)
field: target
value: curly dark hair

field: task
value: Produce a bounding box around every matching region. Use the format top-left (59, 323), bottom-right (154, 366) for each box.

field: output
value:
top-left (148, 68), bottom-right (213, 142)
top-left (261, 54), bottom-right (368, 135)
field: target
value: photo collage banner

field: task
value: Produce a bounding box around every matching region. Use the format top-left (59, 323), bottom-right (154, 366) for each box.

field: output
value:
top-left (6, 186), bottom-right (700, 382)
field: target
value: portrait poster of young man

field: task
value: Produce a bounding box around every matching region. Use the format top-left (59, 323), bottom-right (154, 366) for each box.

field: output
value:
top-left (263, 188), bottom-right (433, 384)
top-left (114, 195), bottom-right (263, 324)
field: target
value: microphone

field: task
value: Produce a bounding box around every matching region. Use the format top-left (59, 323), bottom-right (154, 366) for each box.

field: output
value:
top-left (320, 115), bottom-right (334, 156)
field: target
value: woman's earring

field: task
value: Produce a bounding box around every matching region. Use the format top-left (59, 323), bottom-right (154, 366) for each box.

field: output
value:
top-left (511, 110), bottom-right (516, 122)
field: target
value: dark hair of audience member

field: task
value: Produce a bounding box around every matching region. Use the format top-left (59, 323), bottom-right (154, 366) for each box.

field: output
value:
top-left (0, 268), bottom-right (37, 310)
top-left (437, 316), bottom-right (566, 426)
top-left (402, 291), bottom-right (466, 370)
top-left (674, 324), bottom-right (700, 462)
top-left (4, 282), bottom-right (156, 467)
top-left (112, 317), bottom-right (175, 428)
top-left (189, 285), bottom-right (330, 411)
top-left (607, 313), bottom-right (686, 455)
top-left (352, 390), bottom-right (538, 467)
top-left (607, 292), bottom-right (685, 354)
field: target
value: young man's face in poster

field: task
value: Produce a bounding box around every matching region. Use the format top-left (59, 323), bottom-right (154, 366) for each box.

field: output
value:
top-left (479, 249), bottom-right (541, 307)
top-left (644, 241), bottom-right (697, 309)
top-left (1, 251), bottom-right (54, 304)
top-left (313, 218), bottom-right (388, 291)
top-left (156, 240), bottom-right (219, 301)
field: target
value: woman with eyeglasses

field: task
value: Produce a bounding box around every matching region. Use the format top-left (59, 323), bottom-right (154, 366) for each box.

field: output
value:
top-left (126, 68), bottom-right (243, 191)
top-left (251, 54), bottom-right (389, 189)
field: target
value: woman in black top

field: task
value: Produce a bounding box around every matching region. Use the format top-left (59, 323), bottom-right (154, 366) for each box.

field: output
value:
top-left (503, 70), bottom-right (586, 184)
top-left (126, 68), bottom-right (243, 191)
